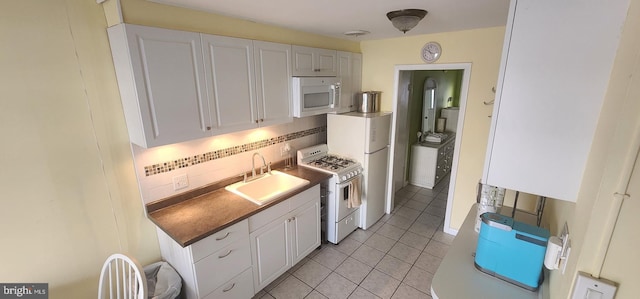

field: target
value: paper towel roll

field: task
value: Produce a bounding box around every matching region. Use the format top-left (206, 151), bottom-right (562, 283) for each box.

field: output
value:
top-left (544, 236), bottom-right (563, 270)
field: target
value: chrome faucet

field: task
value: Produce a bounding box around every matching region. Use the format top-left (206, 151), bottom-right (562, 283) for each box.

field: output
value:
top-left (246, 152), bottom-right (271, 182)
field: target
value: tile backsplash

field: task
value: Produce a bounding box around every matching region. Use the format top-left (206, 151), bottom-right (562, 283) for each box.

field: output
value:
top-left (132, 115), bottom-right (327, 204)
top-left (143, 126), bottom-right (324, 177)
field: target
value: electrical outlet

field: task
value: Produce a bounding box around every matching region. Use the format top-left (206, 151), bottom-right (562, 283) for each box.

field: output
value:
top-left (172, 174), bottom-right (189, 191)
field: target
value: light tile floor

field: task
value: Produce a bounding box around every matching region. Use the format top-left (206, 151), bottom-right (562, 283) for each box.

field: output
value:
top-left (252, 180), bottom-right (455, 299)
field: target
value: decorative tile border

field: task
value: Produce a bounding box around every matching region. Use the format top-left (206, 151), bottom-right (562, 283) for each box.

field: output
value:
top-left (144, 126), bottom-right (326, 176)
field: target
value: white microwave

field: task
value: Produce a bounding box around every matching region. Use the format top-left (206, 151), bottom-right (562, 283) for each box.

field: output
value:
top-left (292, 77), bottom-right (341, 117)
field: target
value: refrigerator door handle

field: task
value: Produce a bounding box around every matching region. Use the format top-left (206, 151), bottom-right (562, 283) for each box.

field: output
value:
top-left (365, 145), bottom-right (390, 155)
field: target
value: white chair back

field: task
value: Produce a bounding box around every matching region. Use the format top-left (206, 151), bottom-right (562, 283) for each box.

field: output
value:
top-left (98, 253), bottom-right (147, 299)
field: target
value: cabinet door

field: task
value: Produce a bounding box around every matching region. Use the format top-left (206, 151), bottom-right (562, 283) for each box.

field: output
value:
top-left (483, 0), bottom-right (629, 201)
top-left (254, 41), bottom-right (292, 127)
top-left (290, 199), bottom-right (320, 265)
top-left (351, 53), bottom-right (362, 112)
top-left (108, 24), bottom-right (210, 148)
top-left (315, 48), bottom-right (338, 76)
top-left (292, 46), bottom-right (315, 76)
top-left (250, 214), bottom-right (291, 291)
top-left (292, 45), bottom-right (337, 76)
top-left (202, 35), bottom-right (257, 134)
top-left (337, 51), bottom-right (353, 113)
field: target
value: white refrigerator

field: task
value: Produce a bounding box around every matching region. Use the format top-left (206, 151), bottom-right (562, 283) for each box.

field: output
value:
top-left (327, 112), bottom-right (392, 229)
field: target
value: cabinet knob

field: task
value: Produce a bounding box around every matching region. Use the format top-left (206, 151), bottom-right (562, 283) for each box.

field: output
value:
top-left (260, 118), bottom-right (264, 122)
top-left (255, 120), bottom-right (259, 124)
top-left (206, 126), bottom-right (212, 131)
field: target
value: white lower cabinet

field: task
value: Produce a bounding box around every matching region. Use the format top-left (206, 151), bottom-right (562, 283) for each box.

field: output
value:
top-left (156, 184), bottom-right (320, 298)
top-left (203, 268), bottom-right (254, 299)
top-left (410, 138), bottom-right (455, 189)
top-left (156, 220), bottom-right (252, 299)
top-left (249, 185), bottom-right (320, 291)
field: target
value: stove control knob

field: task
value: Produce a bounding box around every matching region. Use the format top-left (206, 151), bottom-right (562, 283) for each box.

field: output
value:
top-left (341, 175), bottom-right (347, 181)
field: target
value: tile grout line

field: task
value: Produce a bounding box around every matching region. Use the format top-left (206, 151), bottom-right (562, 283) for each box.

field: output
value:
top-left (261, 182), bottom-right (451, 299)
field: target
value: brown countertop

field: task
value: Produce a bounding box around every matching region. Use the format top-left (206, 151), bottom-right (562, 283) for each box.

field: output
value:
top-left (146, 166), bottom-right (331, 247)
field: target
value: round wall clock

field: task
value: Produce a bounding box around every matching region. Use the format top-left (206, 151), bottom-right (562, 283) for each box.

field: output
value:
top-left (421, 42), bottom-right (442, 63)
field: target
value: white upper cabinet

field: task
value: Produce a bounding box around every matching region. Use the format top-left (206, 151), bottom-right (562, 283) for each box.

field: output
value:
top-left (292, 45), bottom-right (337, 76)
top-left (483, 0), bottom-right (630, 201)
top-left (337, 51), bottom-right (362, 113)
top-left (108, 24), bottom-right (210, 148)
top-left (108, 24), bottom-right (293, 148)
top-left (253, 41), bottom-right (293, 126)
top-left (202, 35), bottom-right (257, 134)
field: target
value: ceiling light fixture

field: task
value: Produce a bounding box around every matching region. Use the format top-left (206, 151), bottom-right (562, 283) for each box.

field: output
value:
top-left (386, 9), bottom-right (428, 34)
top-left (344, 30), bottom-right (371, 37)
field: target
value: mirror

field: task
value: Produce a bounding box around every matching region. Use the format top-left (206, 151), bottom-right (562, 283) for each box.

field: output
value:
top-left (422, 77), bottom-right (437, 134)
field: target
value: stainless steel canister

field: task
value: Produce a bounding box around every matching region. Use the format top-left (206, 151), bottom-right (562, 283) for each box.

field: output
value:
top-left (358, 91), bottom-right (382, 113)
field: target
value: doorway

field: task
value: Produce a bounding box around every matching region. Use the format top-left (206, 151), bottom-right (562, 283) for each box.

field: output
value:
top-left (386, 63), bottom-right (471, 235)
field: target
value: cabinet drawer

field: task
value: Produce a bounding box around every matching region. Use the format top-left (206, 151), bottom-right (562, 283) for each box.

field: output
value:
top-left (290, 185), bottom-right (319, 211)
top-left (191, 219), bottom-right (249, 262)
top-left (249, 199), bottom-right (289, 232)
top-left (203, 268), bottom-right (254, 299)
top-left (195, 238), bottom-right (251, 297)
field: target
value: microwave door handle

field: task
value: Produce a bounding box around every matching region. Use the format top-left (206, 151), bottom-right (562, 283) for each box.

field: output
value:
top-left (331, 83), bottom-right (340, 108)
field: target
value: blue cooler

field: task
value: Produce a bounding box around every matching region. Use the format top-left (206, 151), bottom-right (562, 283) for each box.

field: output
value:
top-left (474, 212), bottom-right (550, 291)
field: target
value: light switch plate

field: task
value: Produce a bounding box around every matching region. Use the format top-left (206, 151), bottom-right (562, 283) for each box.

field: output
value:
top-left (571, 271), bottom-right (617, 299)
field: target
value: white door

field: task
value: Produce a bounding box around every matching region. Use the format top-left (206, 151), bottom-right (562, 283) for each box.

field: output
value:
top-left (483, 0), bottom-right (629, 201)
top-left (337, 51), bottom-right (352, 113)
top-left (290, 200), bottom-right (320, 265)
top-left (202, 35), bottom-right (257, 134)
top-left (351, 53), bottom-right (362, 112)
top-left (250, 215), bottom-right (291, 291)
top-left (315, 49), bottom-right (337, 76)
top-left (292, 46), bottom-right (337, 76)
top-left (292, 46), bottom-right (315, 76)
top-left (118, 24), bottom-right (210, 147)
top-left (362, 146), bottom-right (389, 229)
top-left (254, 41), bottom-right (292, 127)
top-left (365, 113), bottom-right (392, 153)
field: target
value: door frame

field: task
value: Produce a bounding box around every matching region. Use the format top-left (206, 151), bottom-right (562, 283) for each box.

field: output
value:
top-left (387, 63), bottom-right (472, 235)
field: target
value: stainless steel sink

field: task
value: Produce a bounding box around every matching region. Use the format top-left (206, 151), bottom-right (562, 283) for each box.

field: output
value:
top-left (225, 170), bottom-right (310, 205)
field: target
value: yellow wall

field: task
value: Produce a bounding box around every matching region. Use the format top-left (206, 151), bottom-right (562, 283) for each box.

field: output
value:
top-left (360, 27), bottom-right (506, 230)
top-left (544, 0), bottom-right (640, 296)
top-left (0, 0), bottom-right (159, 297)
top-left (0, 0), bottom-right (357, 298)
top-left (117, 0), bottom-right (360, 52)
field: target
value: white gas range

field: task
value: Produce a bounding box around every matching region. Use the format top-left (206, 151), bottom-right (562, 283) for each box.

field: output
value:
top-left (298, 144), bottom-right (363, 244)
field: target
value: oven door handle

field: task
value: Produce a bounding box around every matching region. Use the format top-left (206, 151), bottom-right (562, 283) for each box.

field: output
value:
top-left (338, 174), bottom-right (362, 188)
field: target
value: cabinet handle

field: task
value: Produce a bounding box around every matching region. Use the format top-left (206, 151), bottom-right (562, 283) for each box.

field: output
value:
top-left (215, 232), bottom-right (230, 241)
top-left (222, 283), bottom-right (236, 292)
top-left (218, 249), bottom-right (233, 259)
